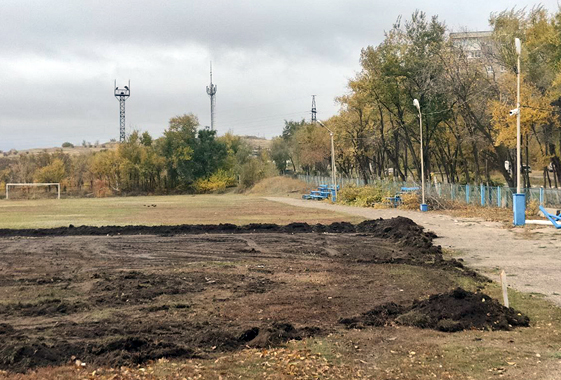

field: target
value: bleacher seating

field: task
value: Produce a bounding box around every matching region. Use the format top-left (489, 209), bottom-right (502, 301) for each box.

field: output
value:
top-left (302, 184), bottom-right (339, 201)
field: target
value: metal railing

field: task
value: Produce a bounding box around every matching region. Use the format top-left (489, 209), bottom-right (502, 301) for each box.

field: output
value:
top-left (296, 174), bottom-right (561, 208)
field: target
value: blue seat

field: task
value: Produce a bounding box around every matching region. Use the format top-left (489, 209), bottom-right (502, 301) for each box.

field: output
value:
top-left (385, 195), bottom-right (402, 208)
top-left (303, 184), bottom-right (338, 201)
top-left (539, 206), bottom-right (561, 229)
top-left (400, 187), bottom-right (419, 192)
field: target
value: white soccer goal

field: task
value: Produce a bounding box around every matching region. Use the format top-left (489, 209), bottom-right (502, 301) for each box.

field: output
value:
top-left (6, 183), bottom-right (61, 200)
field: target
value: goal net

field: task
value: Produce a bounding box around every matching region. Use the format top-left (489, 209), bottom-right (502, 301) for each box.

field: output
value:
top-left (6, 183), bottom-right (61, 200)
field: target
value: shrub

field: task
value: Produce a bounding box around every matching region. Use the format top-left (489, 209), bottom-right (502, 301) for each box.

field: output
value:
top-left (193, 170), bottom-right (237, 193)
top-left (93, 179), bottom-right (113, 197)
top-left (238, 158), bottom-right (276, 190)
top-left (337, 185), bottom-right (391, 207)
top-left (62, 142), bottom-right (74, 148)
top-left (400, 192), bottom-right (420, 210)
top-left (526, 199), bottom-right (540, 217)
top-left (246, 176), bottom-right (312, 195)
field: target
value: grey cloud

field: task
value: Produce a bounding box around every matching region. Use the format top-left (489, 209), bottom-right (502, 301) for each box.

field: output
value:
top-left (1, 0), bottom-right (560, 150)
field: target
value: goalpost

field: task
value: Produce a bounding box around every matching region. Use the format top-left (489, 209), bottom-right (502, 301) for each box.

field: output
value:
top-left (6, 183), bottom-right (61, 200)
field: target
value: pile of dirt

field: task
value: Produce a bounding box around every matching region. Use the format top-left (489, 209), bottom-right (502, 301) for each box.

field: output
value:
top-left (340, 288), bottom-right (529, 332)
top-left (240, 323), bottom-right (319, 348)
top-left (0, 218), bottom-right (430, 241)
top-left (355, 217), bottom-right (438, 252)
top-left (0, 321), bottom-right (318, 373)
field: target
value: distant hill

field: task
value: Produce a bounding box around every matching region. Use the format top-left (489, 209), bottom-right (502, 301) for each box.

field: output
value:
top-left (1, 142), bottom-right (118, 158)
top-left (241, 136), bottom-right (271, 150)
top-left (1, 136), bottom-right (271, 159)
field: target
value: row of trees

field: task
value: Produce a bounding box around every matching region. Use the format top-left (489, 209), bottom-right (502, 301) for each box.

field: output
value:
top-left (0, 114), bottom-right (275, 196)
top-left (271, 7), bottom-right (561, 188)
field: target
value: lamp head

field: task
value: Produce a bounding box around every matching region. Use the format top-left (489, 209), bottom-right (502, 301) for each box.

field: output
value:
top-left (413, 99), bottom-right (420, 110)
top-left (515, 38), bottom-right (521, 55)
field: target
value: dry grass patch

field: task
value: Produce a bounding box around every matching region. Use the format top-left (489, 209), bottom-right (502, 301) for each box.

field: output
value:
top-left (0, 194), bottom-right (360, 229)
top-left (246, 176), bottom-right (312, 196)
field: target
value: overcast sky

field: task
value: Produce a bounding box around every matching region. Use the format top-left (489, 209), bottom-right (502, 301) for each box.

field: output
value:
top-left (0, 0), bottom-right (559, 150)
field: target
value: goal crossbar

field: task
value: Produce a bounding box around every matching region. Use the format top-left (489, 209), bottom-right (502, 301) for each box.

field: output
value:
top-left (6, 183), bottom-right (61, 200)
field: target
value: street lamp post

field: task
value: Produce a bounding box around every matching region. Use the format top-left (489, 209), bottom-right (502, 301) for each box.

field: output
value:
top-left (513, 37), bottom-right (526, 226)
top-left (317, 121), bottom-right (337, 202)
top-left (413, 99), bottom-right (428, 212)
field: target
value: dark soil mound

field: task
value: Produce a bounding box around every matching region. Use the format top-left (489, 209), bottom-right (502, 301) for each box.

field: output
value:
top-left (0, 337), bottom-right (197, 373)
top-left (339, 303), bottom-right (406, 328)
top-left (241, 323), bottom-right (318, 348)
top-left (403, 288), bottom-right (530, 331)
top-left (281, 222), bottom-right (313, 233)
top-left (356, 217), bottom-right (438, 252)
top-left (340, 288), bottom-right (529, 332)
top-left (0, 219), bottom-right (427, 238)
top-left (325, 222), bottom-right (356, 233)
top-left (0, 322), bottom-right (319, 373)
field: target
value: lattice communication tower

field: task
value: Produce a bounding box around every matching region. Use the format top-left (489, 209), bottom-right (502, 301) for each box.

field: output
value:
top-left (206, 63), bottom-right (217, 130)
top-left (311, 95), bottom-right (317, 123)
top-left (114, 80), bottom-right (131, 142)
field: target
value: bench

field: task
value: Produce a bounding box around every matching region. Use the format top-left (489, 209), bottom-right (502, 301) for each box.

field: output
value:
top-left (302, 184), bottom-right (339, 201)
top-left (384, 187), bottom-right (420, 208)
top-left (385, 195), bottom-right (402, 208)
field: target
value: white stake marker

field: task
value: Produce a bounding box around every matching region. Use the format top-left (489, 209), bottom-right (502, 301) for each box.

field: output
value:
top-left (500, 270), bottom-right (509, 308)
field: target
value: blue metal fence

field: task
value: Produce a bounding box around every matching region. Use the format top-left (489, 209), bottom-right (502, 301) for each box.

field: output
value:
top-left (296, 174), bottom-right (561, 208)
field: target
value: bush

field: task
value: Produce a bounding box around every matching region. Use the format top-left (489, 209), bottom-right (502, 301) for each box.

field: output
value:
top-left (62, 142), bottom-right (74, 148)
top-left (93, 179), bottom-right (113, 197)
top-left (400, 192), bottom-right (421, 210)
top-left (238, 158), bottom-right (276, 190)
top-left (246, 176), bottom-right (311, 195)
top-left (337, 185), bottom-right (391, 207)
top-left (193, 170), bottom-right (237, 193)
top-left (526, 199), bottom-right (540, 217)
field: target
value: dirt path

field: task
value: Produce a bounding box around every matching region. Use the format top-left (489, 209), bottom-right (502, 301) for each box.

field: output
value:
top-left (266, 197), bottom-right (561, 306)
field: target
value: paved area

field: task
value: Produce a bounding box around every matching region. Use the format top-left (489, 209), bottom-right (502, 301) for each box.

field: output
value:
top-left (266, 197), bottom-right (561, 306)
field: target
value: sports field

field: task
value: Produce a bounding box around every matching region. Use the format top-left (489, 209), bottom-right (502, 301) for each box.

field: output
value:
top-left (0, 194), bottom-right (362, 229)
top-left (1, 194), bottom-right (561, 379)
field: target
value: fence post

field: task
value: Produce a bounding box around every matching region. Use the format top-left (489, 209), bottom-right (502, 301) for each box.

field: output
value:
top-left (497, 186), bottom-right (501, 207)
top-left (480, 184), bottom-right (485, 206)
top-left (466, 184), bottom-right (470, 204)
top-left (540, 187), bottom-right (544, 206)
top-left (451, 184), bottom-right (455, 201)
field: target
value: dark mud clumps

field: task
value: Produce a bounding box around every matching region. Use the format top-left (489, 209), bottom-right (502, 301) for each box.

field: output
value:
top-left (0, 337), bottom-right (197, 373)
top-left (353, 217), bottom-right (484, 279)
top-left (236, 277), bottom-right (277, 295)
top-left (0, 323), bottom-right (14, 335)
top-left (340, 288), bottom-right (529, 332)
top-left (90, 271), bottom-right (210, 306)
top-left (281, 222), bottom-right (313, 233)
top-left (0, 322), bottom-right (319, 373)
top-left (339, 303), bottom-right (406, 328)
top-left (0, 299), bottom-right (88, 317)
top-left (240, 323), bottom-right (319, 348)
top-left (356, 217), bottom-right (438, 253)
top-left (0, 219), bottom-right (426, 238)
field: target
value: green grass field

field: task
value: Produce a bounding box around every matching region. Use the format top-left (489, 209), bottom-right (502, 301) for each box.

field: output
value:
top-left (0, 194), bottom-right (362, 229)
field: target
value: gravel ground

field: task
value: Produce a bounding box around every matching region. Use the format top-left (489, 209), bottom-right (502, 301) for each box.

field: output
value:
top-left (266, 197), bottom-right (561, 306)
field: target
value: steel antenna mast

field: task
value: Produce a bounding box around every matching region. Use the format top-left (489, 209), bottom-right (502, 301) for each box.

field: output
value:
top-left (311, 95), bottom-right (317, 123)
top-left (206, 62), bottom-right (217, 130)
top-left (114, 80), bottom-right (131, 142)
